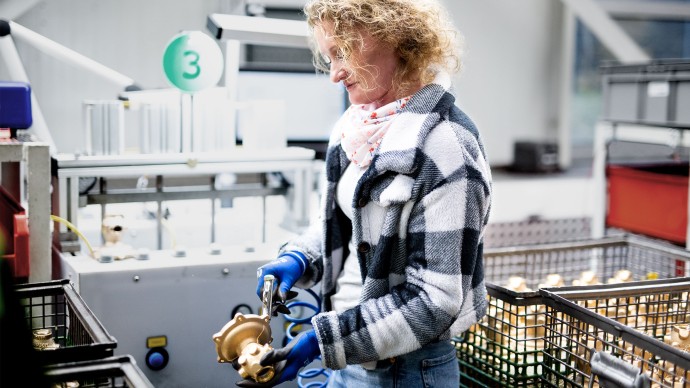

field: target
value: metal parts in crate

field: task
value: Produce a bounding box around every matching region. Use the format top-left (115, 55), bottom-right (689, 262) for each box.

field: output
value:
top-left (540, 277), bottom-right (690, 387)
top-left (601, 59), bottom-right (690, 128)
top-left (14, 278), bottom-right (117, 365)
top-left (453, 234), bottom-right (690, 388)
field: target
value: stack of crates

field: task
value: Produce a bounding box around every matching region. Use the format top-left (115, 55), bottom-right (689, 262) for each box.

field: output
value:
top-left (14, 279), bottom-right (153, 387)
top-left (454, 234), bottom-right (690, 387)
top-left (540, 277), bottom-right (690, 387)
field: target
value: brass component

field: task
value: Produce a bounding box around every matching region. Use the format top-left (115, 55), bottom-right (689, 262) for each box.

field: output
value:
top-left (538, 274), bottom-right (564, 289)
top-left (670, 324), bottom-right (690, 352)
top-left (572, 270), bottom-right (599, 286)
top-left (213, 313), bottom-right (275, 383)
top-left (33, 328), bottom-right (60, 351)
top-left (506, 276), bottom-right (531, 292)
top-left (607, 269), bottom-right (633, 284)
top-left (96, 214), bottom-right (136, 260)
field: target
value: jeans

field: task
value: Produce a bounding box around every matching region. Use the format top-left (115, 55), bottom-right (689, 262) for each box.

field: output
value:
top-left (326, 341), bottom-right (459, 388)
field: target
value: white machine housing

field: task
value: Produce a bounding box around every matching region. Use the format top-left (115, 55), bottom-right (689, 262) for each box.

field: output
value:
top-left (60, 244), bottom-right (312, 388)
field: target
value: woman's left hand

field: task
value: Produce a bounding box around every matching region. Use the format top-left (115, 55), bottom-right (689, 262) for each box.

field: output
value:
top-left (235, 330), bottom-right (321, 387)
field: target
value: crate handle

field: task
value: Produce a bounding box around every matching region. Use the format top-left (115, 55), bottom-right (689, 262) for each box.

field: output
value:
top-left (589, 349), bottom-right (650, 388)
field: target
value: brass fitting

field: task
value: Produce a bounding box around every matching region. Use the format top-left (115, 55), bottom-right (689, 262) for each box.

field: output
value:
top-left (33, 328), bottom-right (60, 351)
top-left (213, 313), bottom-right (275, 383)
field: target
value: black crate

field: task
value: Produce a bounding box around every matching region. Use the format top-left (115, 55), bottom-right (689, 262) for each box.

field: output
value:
top-left (540, 277), bottom-right (690, 387)
top-left (44, 355), bottom-right (154, 387)
top-left (14, 279), bottom-right (117, 364)
top-left (512, 141), bottom-right (559, 173)
top-left (454, 235), bottom-right (690, 388)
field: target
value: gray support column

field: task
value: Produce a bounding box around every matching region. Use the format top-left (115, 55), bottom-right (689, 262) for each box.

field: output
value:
top-left (24, 143), bottom-right (51, 281)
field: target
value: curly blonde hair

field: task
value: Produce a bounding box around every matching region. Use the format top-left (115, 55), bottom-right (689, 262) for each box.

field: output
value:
top-left (304, 0), bottom-right (463, 98)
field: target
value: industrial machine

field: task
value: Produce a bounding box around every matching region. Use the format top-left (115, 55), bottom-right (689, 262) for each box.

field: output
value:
top-left (60, 244), bottom-right (306, 388)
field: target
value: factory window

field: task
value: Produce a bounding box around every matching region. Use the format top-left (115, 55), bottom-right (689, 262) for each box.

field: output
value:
top-left (571, 1), bottom-right (690, 159)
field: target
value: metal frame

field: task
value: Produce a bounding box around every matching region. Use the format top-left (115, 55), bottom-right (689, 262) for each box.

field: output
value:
top-left (56, 147), bottom-right (316, 250)
top-left (540, 278), bottom-right (690, 387)
top-left (600, 0), bottom-right (690, 21)
top-left (44, 355), bottom-right (154, 388)
top-left (591, 121), bottom-right (690, 248)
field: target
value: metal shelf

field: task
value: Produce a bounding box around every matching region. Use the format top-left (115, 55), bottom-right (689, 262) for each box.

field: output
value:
top-left (56, 147), bottom-right (316, 250)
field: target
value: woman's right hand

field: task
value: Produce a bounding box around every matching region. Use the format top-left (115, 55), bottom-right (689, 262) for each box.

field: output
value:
top-left (256, 251), bottom-right (308, 303)
top-left (235, 330), bottom-right (320, 388)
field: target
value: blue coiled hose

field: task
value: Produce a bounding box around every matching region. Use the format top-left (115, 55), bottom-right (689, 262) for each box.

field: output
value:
top-left (284, 288), bottom-right (330, 388)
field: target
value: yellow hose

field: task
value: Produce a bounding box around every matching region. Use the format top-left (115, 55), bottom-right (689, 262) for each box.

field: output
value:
top-left (50, 215), bottom-right (96, 258)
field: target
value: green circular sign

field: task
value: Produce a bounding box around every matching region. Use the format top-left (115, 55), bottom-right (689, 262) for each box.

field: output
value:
top-left (163, 31), bottom-right (223, 93)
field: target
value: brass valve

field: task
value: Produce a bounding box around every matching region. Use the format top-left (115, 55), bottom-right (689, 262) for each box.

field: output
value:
top-left (214, 275), bottom-right (278, 383)
top-left (213, 313), bottom-right (275, 383)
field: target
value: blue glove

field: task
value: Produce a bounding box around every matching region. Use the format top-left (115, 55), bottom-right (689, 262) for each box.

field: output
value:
top-left (256, 251), bottom-right (308, 303)
top-left (235, 330), bottom-right (321, 387)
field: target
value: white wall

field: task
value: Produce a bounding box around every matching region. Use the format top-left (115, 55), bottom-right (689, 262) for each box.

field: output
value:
top-left (0, 0), bottom-right (243, 153)
top-left (1, 0), bottom-right (566, 166)
top-left (443, 0), bottom-right (566, 166)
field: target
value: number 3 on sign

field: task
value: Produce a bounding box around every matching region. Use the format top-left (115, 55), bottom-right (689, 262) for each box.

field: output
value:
top-left (182, 50), bottom-right (201, 80)
top-left (163, 31), bottom-right (223, 93)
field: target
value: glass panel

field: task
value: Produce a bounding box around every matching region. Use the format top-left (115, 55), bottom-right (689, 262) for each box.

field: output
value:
top-left (571, 16), bottom-right (690, 158)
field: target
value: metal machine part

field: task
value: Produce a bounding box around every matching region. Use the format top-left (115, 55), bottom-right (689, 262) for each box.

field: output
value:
top-left (213, 313), bottom-right (275, 383)
top-left (261, 275), bottom-right (275, 319)
top-left (213, 275), bottom-right (277, 383)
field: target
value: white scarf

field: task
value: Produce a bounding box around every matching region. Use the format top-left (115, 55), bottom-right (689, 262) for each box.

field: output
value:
top-left (338, 96), bottom-right (411, 167)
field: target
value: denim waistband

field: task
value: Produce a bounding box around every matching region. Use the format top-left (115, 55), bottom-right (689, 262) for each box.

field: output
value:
top-left (372, 340), bottom-right (454, 370)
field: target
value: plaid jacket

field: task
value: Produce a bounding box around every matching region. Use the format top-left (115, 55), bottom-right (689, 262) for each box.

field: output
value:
top-left (281, 72), bottom-right (492, 370)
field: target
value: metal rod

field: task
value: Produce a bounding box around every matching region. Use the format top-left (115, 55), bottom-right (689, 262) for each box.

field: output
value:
top-left (261, 275), bottom-right (275, 319)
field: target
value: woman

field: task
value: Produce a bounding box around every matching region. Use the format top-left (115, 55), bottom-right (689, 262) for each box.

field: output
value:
top-left (237, 0), bottom-right (492, 386)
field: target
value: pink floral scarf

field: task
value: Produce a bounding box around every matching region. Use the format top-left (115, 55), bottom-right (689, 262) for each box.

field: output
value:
top-left (339, 96), bottom-right (411, 167)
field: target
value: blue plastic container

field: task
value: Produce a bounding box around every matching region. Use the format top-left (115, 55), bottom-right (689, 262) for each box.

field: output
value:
top-left (0, 81), bottom-right (33, 129)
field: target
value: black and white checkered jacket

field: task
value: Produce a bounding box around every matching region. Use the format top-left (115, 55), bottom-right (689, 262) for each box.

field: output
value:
top-left (281, 71), bottom-right (492, 370)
